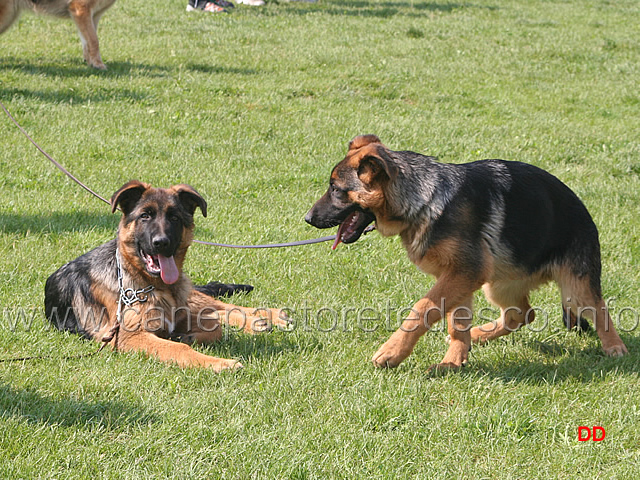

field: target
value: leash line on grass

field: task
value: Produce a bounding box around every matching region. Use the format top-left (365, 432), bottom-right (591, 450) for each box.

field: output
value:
top-left (1, 100), bottom-right (112, 206)
top-left (0, 351), bottom-right (102, 363)
top-left (1, 99), bottom-right (350, 249)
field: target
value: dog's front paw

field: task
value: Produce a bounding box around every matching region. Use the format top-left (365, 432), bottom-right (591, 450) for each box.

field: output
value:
top-left (84, 51), bottom-right (106, 70)
top-left (209, 358), bottom-right (243, 372)
top-left (603, 343), bottom-right (628, 357)
top-left (430, 340), bottom-right (470, 373)
top-left (372, 338), bottom-right (413, 368)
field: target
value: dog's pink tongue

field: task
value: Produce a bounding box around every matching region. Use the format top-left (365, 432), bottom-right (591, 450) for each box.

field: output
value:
top-left (332, 215), bottom-right (351, 250)
top-left (158, 255), bottom-right (179, 285)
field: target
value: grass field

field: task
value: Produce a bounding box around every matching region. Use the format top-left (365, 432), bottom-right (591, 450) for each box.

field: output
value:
top-left (1, 0), bottom-right (639, 477)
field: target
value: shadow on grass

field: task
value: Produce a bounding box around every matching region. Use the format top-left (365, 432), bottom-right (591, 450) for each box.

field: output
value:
top-left (0, 58), bottom-right (171, 78)
top-left (0, 58), bottom-right (258, 77)
top-left (0, 212), bottom-right (117, 235)
top-left (185, 63), bottom-right (259, 76)
top-left (0, 383), bottom-right (157, 428)
top-left (467, 332), bottom-right (640, 385)
top-left (205, 328), bottom-right (325, 362)
top-left (0, 59), bottom-right (258, 103)
top-left (286, 0), bottom-right (498, 18)
top-left (0, 84), bottom-right (149, 104)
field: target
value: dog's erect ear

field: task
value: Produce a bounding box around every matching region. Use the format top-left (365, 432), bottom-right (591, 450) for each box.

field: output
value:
top-left (173, 184), bottom-right (208, 218)
top-left (111, 180), bottom-right (150, 215)
top-left (349, 134), bottom-right (382, 152)
top-left (357, 148), bottom-right (398, 185)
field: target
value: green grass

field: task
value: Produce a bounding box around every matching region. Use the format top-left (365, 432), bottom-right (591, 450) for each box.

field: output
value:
top-left (1, 0), bottom-right (639, 477)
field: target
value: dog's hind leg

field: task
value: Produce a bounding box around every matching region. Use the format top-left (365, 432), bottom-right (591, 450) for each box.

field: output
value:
top-left (186, 289), bottom-right (290, 335)
top-left (592, 297), bottom-right (627, 356)
top-left (470, 282), bottom-right (534, 344)
top-left (68, 0), bottom-right (106, 69)
top-left (557, 270), bottom-right (627, 357)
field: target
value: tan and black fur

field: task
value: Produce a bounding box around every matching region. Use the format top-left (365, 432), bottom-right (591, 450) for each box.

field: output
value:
top-left (0, 0), bottom-right (116, 69)
top-left (45, 180), bottom-right (288, 371)
top-left (305, 135), bottom-right (628, 372)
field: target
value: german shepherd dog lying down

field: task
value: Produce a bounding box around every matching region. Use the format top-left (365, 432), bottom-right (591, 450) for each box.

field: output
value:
top-left (45, 181), bottom-right (289, 371)
top-left (305, 135), bottom-right (627, 372)
top-left (0, 0), bottom-right (116, 69)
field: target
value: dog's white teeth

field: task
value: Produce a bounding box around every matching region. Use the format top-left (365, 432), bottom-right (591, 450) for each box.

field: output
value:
top-left (337, 211), bottom-right (362, 243)
top-left (345, 212), bottom-right (360, 235)
top-left (142, 252), bottom-right (161, 273)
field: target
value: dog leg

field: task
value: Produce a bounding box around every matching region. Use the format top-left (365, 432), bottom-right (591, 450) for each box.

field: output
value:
top-left (429, 295), bottom-right (473, 373)
top-left (187, 290), bottom-right (290, 334)
top-left (371, 297), bottom-right (432, 368)
top-left (170, 306), bottom-right (223, 345)
top-left (558, 275), bottom-right (627, 356)
top-left (593, 299), bottom-right (627, 356)
top-left (224, 307), bottom-right (290, 333)
top-left (372, 274), bottom-right (478, 368)
top-left (113, 300), bottom-right (240, 370)
top-left (117, 331), bottom-right (242, 371)
top-left (470, 283), bottom-right (533, 343)
top-left (68, 1), bottom-right (106, 69)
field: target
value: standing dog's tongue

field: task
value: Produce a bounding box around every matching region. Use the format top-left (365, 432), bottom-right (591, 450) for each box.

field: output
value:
top-left (157, 255), bottom-right (179, 285)
top-left (332, 223), bottom-right (346, 250)
top-left (332, 211), bottom-right (358, 250)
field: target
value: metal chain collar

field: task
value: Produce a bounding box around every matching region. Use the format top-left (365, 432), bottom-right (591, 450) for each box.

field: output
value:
top-left (115, 248), bottom-right (155, 325)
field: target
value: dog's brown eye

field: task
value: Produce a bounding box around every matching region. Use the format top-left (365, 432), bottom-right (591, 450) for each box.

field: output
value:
top-left (331, 185), bottom-right (347, 200)
top-left (140, 212), bottom-right (151, 220)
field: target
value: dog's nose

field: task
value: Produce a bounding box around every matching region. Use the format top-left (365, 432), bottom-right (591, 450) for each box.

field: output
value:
top-left (304, 211), bottom-right (314, 225)
top-left (152, 236), bottom-right (170, 250)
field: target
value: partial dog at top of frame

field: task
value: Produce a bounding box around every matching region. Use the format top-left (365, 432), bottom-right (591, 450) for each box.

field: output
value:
top-left (45, 180), bottom-right (290, 371)
top-left (0, 0), bottom-right (115, 69)
top-left (305, 134), bottom-right (628, 372)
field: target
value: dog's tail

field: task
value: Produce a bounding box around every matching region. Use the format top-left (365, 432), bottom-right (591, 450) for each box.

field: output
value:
top-left (195, 282), bottom-right (254, 298)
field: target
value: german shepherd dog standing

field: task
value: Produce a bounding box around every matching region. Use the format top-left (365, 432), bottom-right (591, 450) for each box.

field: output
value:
top-left (0, 0), bottom-right (115, 69)
top-left (305, 135), bottom-right (627, 372)
top-left (45, 181), bottom-right (288, 371)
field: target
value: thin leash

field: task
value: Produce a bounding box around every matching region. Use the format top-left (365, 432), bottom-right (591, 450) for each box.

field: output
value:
top-left (1, 100), bottom-right (111, 205)
top-left (193, 235), bottom-right (341, 248)
top-left (1, 99), bottom-right (367, 249)
top-left (0, 351), bottom-right (103, 364)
